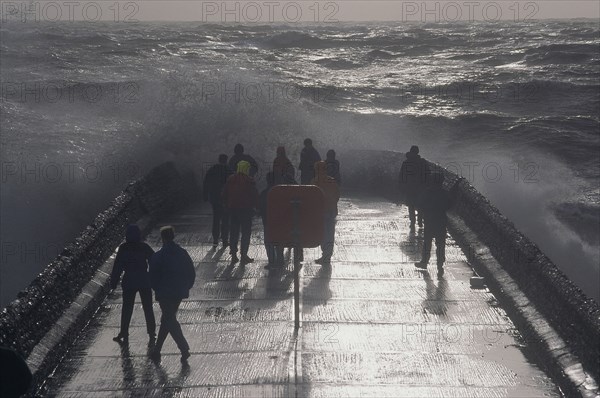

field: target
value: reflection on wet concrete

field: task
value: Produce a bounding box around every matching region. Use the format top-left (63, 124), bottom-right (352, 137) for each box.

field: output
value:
top-left (42, 197), bottom-right (560, 397)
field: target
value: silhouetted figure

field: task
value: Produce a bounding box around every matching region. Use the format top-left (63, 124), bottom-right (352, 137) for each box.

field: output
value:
top-left (110, 224), bottom-right (156, 347)
top-left (415, 173), bottom-right (462, 277)
top-left (223, 160), bottom-right (259, 264)
top-left (228, 143), bottom-right (258, 177)
top-left (312, 161), bottom-right (340, 265)
top-left (298, 138), bottom-right (321, 184)
top-left (149, 226), bottom-right (195, 363)
top-left (0, 347), bottom-right (32, 398)
top-left (260, 172), bottom-right (285, 269)
top-left (203, 154), bottom-right (233, 247)
top-left (325, 149), bottom-right (341, 184)
top-left (272, 146), bottom-right (297, 185)
top-left (399, 145), bottom-right (430, 229)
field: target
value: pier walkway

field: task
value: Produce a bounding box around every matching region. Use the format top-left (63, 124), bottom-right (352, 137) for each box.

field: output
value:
top-left (42, 196), bottom-right (559, 397)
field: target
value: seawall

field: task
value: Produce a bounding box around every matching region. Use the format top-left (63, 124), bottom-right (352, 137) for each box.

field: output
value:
top-left (0, 162), bottom-right (198, 395)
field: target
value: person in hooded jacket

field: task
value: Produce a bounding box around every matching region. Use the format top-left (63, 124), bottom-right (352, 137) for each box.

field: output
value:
top-left (223, 160), bottom-right (259, 264)
top-left (298, 138), bottom-right (321, 184)
top-left (110, 224), bottom-right (156, 346)
top-left (228, 143), bottom-right (258, 177)
top-left (312, 161), bottom-right (340, 265)
top-left (325, 149), bottom-right (341, 184)
top-left (272, 146), bottom-right (297, 185)
top-left (399, 145), bottom-right (430, 229)
top-left (203, 154), bottom-right (233, 247)
top-left (149, 226), bottom-right (195, 362)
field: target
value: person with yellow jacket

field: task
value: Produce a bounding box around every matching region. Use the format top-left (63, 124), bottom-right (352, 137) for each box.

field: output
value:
top-left (312, 161), bottom-right (340, 265)
top-left (222, 160), bottom-right (259, 264)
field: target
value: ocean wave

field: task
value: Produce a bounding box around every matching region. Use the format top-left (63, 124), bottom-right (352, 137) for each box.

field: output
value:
top-left (553, 201), bottom-right (600, 246)
top-left (524, 51), bottom-right (593, 65)
top-left (365, 49), bottom-right (397, 59)
top-left (252, 31), bottom-right (331, 49)
top-left (313, 57), bottom-right (363, 70)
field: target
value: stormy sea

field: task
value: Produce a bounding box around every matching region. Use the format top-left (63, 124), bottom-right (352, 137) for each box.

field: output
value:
top-left (1, 20), bottom-right (598, 306)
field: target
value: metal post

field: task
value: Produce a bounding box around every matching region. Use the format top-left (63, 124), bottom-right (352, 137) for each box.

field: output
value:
top-left (290, 198), bottom-right (301, 332)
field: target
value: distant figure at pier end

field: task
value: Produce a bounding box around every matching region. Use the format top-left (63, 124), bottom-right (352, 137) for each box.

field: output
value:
top-left (399, 145), bottom-right (429, 230)
top-left (312, 161), bottom-right (340, 265)
top-left (203, 154), bottom-right (233, 248)
top-left (228, 143), bottom-right (258, 177)
top-left (223, 160), bottom-right (259, 265)
top-left (325, 149), bottom-right (341, 184)
top-left (272, 146), bottom-right (296, 185)
top-left (415, 173), bottom-right (462, 277)
top-left (299, 138), bottom-right (321, 184)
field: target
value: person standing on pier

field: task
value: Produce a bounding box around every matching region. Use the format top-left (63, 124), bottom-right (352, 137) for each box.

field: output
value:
top-left (272, 146), bottom-right (297, 185)
top-left (325, 149), bottom-right (341, 184)
top-left (414, 173), bottom-right (462, 277)
top-left (203, 154), bottom-right (233, 248)
top-left (299, 138), bottom-right (321, 184)
top-left (149, 226), bottom-right (195, 363)
top-left (110, 224), bottom-right (156, 347)
top-left (260, 172), bottom-right (284, 269)
top-left (312, 161), bottom-right (340, 265)
top-left (228, 143), bottom-right (258, 177)
top-left (399, 145), bottom-right (429, 229)
top-left (223, 160), bottom-right (259, 265)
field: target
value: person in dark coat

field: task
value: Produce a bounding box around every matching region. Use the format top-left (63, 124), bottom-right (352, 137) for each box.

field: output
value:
top-left (149, 226), bottom-right (196, 362)
top-left (312, 161), bottom-right (340, 265)
top-left (325, 149), bottom-right (341, 184)
top-left (222, 160), bottom-right (259, 264)
top-left (298, 138), bottom-right (321, 184)
top-left (110, 224), bottom-right (156, 346)
top-left (228, 143), bottom-right (258, 177)
top-left (399, 145), bottom-right (430, 229)
top-left (260, 172), bottom-right (284, 269)
top-left (414, 173), bottom-right (462, 277)
top-left (0, 346), bottom-right (32, 398)
top-left (203, 154), bottom-right (233, 247)
top-left (272, 146), bottom-right (296, 185)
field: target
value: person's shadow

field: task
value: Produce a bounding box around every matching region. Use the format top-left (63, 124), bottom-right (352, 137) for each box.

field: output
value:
top-left (399, 228), bottom-right (424, 265)
top-left (421, 272), bottom-right (449, 317)
top-left (147, 355), bottom-right (192, 397)
top-left (302, 263), bottom-right (333, 312)
top-left (118, 343), bottom-right (136, 388)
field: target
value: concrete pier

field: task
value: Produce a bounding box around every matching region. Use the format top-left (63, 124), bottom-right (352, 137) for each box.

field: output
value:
top-left (40, 196), bottom-right (559, 397)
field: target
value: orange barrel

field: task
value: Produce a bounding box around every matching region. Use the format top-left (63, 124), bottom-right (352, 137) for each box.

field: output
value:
top-left (266, 185), bottom-right (325, 248)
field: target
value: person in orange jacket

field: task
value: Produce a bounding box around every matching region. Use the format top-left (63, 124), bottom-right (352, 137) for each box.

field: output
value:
top-left (311, 161), bottom-right (340, 265)
top-left (222, 160), bottom-right (259, 264)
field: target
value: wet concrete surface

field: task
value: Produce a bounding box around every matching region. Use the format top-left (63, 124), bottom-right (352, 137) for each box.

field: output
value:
top-left (43, 196), bottom-right (560, 397)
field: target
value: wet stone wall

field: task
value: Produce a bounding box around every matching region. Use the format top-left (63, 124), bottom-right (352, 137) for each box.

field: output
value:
top-left (0, 162), bottom-right (198, 392)
top-left (343, 149), bottom-right (600, 382)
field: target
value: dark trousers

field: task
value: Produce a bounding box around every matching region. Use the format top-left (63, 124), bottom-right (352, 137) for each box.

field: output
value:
top-left (120, 288), bottom-right (155, 337)
top-left (229, 208), bottom-right (253, 256)
top-left (262, 219), bottom-right (284, 265)
top-left (155, 298), bottom-right (189, 353)
top-left (300, 173), bottom-right (314, 185)
top-left (421, 226), bottom-right (446, 266)
top-left (211, 202), bottom-right (229, 243)
top-left (321, 212), bottom-right (337, 260)
top-left (406, 192), bottom-right (422, 226)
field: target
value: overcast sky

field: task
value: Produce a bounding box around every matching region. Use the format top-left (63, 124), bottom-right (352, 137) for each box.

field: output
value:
top-left (2, 1), bottom-right (599, 22)
top-left (129, 1), bottom-right (599, 22)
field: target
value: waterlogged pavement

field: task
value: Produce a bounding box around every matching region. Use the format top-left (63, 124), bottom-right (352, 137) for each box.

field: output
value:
top-left (43, 196), bottom-right (560, 397)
